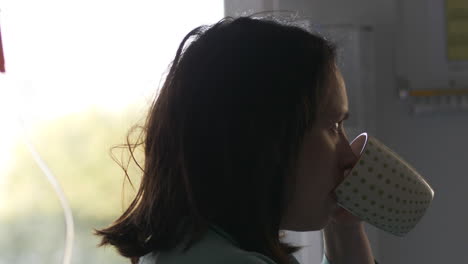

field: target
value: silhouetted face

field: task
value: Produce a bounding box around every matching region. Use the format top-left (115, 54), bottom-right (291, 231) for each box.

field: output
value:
top-left (280, 68), bottom-right (358, 231)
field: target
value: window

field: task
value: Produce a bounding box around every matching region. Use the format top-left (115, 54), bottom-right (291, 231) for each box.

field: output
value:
top-left (0, 1), bottom-right (223, 263)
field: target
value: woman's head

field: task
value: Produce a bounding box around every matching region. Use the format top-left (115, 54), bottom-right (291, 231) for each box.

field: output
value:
top-left (95, 16), bottom-right (343, 264)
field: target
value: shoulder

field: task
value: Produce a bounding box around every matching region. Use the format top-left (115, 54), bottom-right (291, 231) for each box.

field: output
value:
top-left (139, 251), bottom-right (276, 264)
top-left (139, 228), bottom-right (279, 264)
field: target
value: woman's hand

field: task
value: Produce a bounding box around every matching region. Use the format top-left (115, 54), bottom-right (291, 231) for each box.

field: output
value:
top-left (330, 205), bottom-right (363, 228)
top-left (329, 169), bottom-right (363, 228)
top-left (324, 169), bottom-right (375, 264)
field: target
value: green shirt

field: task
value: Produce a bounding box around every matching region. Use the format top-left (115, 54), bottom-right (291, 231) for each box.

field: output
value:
top-left (138, 225), bottom-right (333, 264)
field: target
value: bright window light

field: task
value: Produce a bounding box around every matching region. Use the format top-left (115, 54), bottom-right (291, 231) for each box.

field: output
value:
top-left (0, 1), bottom-right (223, 263)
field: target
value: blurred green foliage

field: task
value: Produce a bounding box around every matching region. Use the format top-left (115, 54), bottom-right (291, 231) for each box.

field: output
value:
top-left (0, 102), bottom-right (149, 264)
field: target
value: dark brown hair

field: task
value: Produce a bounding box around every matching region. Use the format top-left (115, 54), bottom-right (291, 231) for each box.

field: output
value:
top-left (94, 16), bottom-right (336, 264)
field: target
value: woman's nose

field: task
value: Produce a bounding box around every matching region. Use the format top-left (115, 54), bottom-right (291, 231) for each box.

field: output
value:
top-left (342, 138), bottom-right (359, 175)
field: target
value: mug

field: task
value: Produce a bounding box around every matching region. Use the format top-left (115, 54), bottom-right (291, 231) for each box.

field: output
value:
top-left (334, 132), bottom-right (435, 236)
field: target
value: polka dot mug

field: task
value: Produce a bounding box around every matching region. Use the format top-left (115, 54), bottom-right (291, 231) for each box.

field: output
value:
top-left (334, 132), bottom-right (435, 237)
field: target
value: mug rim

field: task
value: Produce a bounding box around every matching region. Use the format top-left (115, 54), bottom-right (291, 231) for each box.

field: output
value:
top-left (350, 132), bottom-right (368, 157)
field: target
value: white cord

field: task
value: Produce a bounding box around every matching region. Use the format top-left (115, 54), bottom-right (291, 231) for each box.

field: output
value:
top-left (1, 15), bottom-right (74, 262)
top-left (17, 108), bottom-right (75, 264)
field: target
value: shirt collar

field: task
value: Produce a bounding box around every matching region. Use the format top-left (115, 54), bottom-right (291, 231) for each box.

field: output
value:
top-left (208, 224), bottom-right (240, 247)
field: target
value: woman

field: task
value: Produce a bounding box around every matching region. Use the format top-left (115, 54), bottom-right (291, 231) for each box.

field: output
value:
top-left (95, 16), bottom-right (377, 264)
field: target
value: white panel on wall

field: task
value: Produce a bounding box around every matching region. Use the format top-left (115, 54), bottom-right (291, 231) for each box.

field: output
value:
top-left (395, 0), bottom-right (468, 89)
top-left (395, 0), bottom-right (468, 115)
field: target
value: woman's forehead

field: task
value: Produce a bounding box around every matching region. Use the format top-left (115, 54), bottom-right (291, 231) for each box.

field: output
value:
top-left (318, 69), bottom-right (348, 119)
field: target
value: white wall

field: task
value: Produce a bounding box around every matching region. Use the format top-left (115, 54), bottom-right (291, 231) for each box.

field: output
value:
top-left (226, 0), bottom-right (467, 263)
